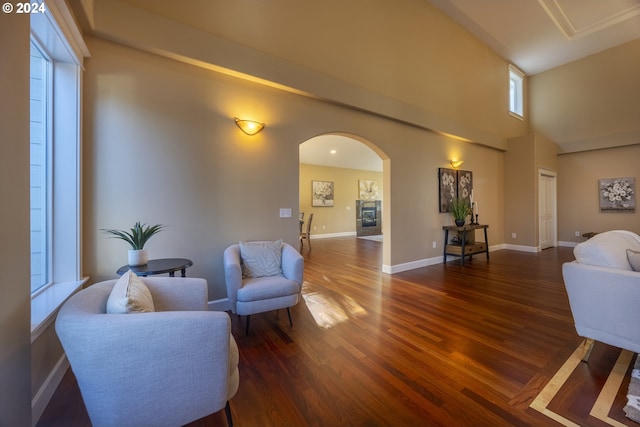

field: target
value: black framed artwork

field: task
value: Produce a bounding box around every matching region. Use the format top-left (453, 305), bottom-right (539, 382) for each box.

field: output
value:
top-left (438, 168), bottom-right (473, 213)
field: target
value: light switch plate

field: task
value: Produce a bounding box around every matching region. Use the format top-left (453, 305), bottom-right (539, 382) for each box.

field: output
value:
top-left (279, 208), bottom-right (292, 218)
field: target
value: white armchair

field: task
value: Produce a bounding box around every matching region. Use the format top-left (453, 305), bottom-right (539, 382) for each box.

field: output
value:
top-left (55, 277), bottom-right (239, 427)
top-left (224, 241), bottom-right (304, 334)
top-left (562, 230), bottom-right (640, 360)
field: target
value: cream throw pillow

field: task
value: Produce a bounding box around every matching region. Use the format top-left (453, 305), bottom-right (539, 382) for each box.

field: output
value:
top-left (628, 249), bottom-right (640, 272)
top-left (239, 240), bottom-right (283, 278)
top-left (107, 270), bottom-right (155, 314)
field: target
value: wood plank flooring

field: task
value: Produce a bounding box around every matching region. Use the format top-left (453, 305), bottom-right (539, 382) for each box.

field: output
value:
top-left (37, 237), bottom-right (636, 426)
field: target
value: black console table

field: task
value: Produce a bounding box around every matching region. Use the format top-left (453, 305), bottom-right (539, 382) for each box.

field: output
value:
top-left (442, 224), bottom-right (489, 265)
top-left (117, 258), bottom-right (193, 277)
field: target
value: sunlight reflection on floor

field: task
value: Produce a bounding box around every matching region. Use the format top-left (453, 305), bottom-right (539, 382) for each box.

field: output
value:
top-left (303, 290), bottom-right (367, 329)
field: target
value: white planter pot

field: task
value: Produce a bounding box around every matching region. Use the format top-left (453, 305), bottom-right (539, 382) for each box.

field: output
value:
top-left (128, 249), bottom-right (148, 266)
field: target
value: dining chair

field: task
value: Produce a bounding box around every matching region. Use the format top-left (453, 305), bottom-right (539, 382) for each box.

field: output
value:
top-left (300, 213), bottom-right (313, 251)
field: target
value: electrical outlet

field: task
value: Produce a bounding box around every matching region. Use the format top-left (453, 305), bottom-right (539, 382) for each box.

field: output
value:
top-left (575, 231), bottom-right (580, 237)
top-left (432, 241), bottom-right (437, 248)
top-left (511, 233), bottom-right (517, 239)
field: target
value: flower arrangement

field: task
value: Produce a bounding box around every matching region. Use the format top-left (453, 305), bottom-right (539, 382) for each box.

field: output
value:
top-left (600, 178), bottom-right (635, 211)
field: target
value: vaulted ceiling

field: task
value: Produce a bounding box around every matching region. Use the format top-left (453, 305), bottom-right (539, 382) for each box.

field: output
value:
top-left (428, 0), bottom-right (640, 75)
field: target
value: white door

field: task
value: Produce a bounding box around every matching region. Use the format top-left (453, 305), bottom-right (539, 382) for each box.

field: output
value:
top-left (538, 170), bottom-right (557, 250)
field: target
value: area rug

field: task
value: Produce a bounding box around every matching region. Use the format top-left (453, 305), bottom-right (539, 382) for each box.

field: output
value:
top-left (624, 356), bottom-right (640, 423)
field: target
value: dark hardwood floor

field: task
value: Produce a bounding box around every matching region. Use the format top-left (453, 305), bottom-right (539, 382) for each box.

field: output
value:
top-left (37, 237), bottom-right (635, 426)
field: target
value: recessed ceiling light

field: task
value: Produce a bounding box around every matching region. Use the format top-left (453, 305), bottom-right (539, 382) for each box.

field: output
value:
top-left (330, 149), bottom-right (337, 154)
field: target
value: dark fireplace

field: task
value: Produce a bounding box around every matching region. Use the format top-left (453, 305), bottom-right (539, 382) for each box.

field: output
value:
top-left (356, 200), bottom-right (382, 236)
top-left (362, 207), bottom-right (377, 227)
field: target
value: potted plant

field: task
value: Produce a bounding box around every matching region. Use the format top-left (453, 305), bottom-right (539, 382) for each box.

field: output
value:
top-left (102, 222), bottom-right (166, 266)
top-left (450, 198), bottom-right (470, 227)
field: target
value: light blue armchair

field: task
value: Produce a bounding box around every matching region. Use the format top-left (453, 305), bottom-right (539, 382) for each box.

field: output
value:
top-left (55, 277), bottom-right (239, 427)
top-left (224, 241), bottom-right (304, 334)
top-left (562, 230), bottom-right (640, 361)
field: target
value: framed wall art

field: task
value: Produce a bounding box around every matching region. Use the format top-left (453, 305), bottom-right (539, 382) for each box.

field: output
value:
top-left (457, 170), bottom-right (473, 201)
top-left (439, 168), bottom-right (457, 212)
top-left (599, 177), bottom-right (635, 212)
top-left (312, 180), bottom-right (335, 207)
top-left (439, 168), bottom-right (473, 213)
top-left (358, 179), bottom-right (379, 200)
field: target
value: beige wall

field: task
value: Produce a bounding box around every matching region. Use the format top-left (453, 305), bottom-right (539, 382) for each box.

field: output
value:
top-left (83, 36), bottom-right (507, 293)
top-left (0, 13), bottom-right (32, 426)
top-left (530, 39), bottom-right (640, 152)
top-left (180, 0), bottom-right (525, 140)
top-left (299, 164), bottom-right (383, 236)
top-left (505, 135), bottom-right (537, 246)
top-left (78, 0), bottom-right (529, 151)
top-left (504, 133), bottom-right (559, 247)
top-left (529, 37), bottom-right (640, 244)
top-left (558, 145), bottom-right (640, 243)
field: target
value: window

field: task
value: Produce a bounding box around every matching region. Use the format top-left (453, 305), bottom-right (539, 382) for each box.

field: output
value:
top-left (30, 1), bottom-right (89, 337)
top-left (509, 65), bottom-right (524, 119)
top-left (30, 40), bottom-right (51, 293)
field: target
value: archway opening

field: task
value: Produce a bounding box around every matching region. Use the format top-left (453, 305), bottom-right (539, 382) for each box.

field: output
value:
top-left (298, 133), bottom-right (389, 269)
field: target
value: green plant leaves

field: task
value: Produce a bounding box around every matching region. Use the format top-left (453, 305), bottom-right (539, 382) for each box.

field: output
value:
top-left (102, 221), bottom-right (166, 250)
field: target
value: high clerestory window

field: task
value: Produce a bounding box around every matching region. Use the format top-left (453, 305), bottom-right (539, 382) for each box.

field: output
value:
top-left (509, 64), bottom-right (525, 119)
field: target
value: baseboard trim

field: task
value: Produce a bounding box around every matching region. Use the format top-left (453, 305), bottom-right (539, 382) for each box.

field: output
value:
top-left (32, 354), bottom-right (69, 427)
top-left (383, 256), bottom-right (443, 274)
top-left (311, 231), bottom-right (357, 239)
top-left (383, 244), bottom-right (541, 274)
top-left (502, 243), bottom-right (540, 252)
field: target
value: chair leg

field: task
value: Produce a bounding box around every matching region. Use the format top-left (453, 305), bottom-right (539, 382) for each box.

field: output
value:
top-left (287, 307), bottom-right (293, 327)
top-left (245, 315), bottom-right (251, 335)
top-left (225, 401), bottom-right (233, 427)
top-left (580, 338), bottom-right (595, 362)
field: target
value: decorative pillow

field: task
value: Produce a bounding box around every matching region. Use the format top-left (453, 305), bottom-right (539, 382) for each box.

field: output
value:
top-left (239, 240), bottom-right (283, 278)
top-left (628, 249), bottom-right (640, 272)
top-left (106, 270), bottom-right (155, 314)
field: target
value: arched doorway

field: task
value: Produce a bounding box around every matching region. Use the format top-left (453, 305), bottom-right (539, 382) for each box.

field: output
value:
top-left (299, 133), bottom-right (390, 270)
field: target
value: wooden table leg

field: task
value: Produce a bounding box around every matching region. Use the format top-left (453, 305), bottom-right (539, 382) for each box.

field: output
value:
top-left (484, 226), bottom-right (490, 260)
top-left (443, 229), bottom-right (449, 263)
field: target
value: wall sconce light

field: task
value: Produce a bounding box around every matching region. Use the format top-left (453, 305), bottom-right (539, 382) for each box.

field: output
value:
top-left (450, 159), bottom-right (464, 169)
top-left (234, 118), bottom-right (265, 136)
